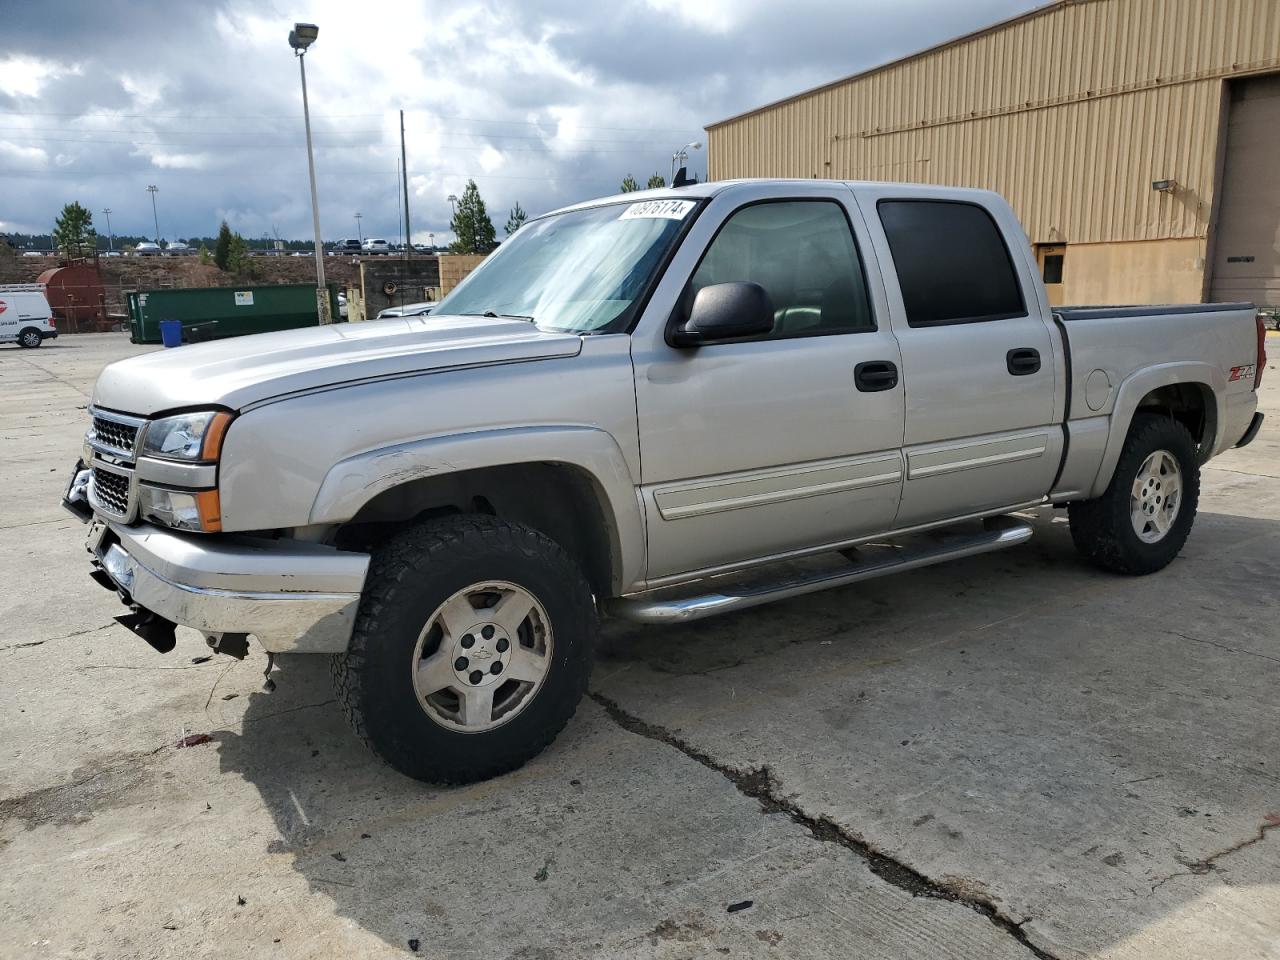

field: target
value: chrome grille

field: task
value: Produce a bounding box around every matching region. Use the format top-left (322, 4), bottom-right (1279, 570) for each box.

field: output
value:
top-left (90, 467), bottom-right (131, 517)
top-left (92, 415), bottom-right (139, 455)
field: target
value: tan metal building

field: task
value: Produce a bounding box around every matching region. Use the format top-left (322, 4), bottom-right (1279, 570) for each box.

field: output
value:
top-left (705, 0), bottom-right (1280, 308)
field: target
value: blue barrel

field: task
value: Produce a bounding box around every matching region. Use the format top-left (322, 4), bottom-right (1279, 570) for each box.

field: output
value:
top-left (159, 320), bottom-right (183, 348)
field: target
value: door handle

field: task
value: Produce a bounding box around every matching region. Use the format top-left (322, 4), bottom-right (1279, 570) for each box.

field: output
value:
top-left (854, 360), bottom-right (899, 392)
top-left (1006, 348), bottom-right (1041, 376)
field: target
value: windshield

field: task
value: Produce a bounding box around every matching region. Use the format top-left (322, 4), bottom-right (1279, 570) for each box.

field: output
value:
top-left (435, 199), bottom-right (697, 334)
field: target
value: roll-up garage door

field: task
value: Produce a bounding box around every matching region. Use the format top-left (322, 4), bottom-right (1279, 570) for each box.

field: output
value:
top-left (1210, 74), bottom-right (1280, 308)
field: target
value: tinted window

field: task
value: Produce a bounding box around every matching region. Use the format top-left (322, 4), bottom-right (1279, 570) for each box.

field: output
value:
top-left (689, 200), bottom-right (874, 338)
top-left (878, 200), bottom-right (1025, 326)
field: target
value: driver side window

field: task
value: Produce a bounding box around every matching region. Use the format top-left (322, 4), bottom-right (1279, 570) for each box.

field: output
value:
top-left (689, 200), bottom-right (874, 338)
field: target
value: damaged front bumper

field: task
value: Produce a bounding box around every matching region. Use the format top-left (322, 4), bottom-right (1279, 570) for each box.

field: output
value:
top-left (78, 518), bottom-right (370, 655)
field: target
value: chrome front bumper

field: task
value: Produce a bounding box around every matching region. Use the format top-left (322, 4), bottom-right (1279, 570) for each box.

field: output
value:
top-left (88, 521), bottom-right (370, 653)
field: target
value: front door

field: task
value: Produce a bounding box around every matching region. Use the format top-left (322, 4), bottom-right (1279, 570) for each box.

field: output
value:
top-left (631, 190), bottom-right (906, 583)
top-left (860, 193), bottom-right (1062, 526)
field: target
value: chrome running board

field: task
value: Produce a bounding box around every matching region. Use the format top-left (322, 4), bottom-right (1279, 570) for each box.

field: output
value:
top-left (607, 515), bottom-right (1033, 625)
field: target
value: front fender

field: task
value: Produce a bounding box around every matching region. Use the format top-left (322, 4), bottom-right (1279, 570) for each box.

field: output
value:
top-left (308, 425), bottom-right (647, 593)
top-left (1088, 362), bottom-right (1223, 498)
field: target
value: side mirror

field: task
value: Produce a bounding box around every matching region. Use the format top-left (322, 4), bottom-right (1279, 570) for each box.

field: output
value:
top-left (671, 282), bottom-right (774, 347)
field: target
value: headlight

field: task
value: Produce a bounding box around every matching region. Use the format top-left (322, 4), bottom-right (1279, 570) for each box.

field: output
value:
top-left (141, 411), bottom-right (232, 462)
top-left (138, 485), bottom-right (222, 533)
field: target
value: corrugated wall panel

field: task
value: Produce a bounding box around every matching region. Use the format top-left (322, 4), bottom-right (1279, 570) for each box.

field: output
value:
top-left (707, 0), bottom-right (1280, 243)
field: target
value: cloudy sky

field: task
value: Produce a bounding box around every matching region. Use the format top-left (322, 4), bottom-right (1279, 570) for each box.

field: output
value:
top-left (1, 0), bottom-right (1039, 245)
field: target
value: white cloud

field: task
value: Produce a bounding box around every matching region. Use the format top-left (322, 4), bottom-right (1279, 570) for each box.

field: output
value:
top-left (0, 0), bottom-right (1040, 242)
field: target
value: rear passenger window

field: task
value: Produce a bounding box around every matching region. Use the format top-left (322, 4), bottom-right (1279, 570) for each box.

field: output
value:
top-left (689, 200), bottom-right (874, 338)
top-left (878, 200), bottom-right (1026, 326)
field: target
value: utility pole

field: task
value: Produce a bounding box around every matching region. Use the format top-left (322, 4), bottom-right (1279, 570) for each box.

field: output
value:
top-left (289, 22), bottom-right (331, 324)
top-left (354, 212), bottom-right (363, 244)
top-left (400, 109), bottom-right (411, 263)
top-left (102, 208), bottom-right (114, 253)
top-left (146, 185), bottom-right (160, 244)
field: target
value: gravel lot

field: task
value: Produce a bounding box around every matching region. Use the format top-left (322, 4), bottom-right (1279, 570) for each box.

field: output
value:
top-left (2, 332), bottom-right (1278, 960)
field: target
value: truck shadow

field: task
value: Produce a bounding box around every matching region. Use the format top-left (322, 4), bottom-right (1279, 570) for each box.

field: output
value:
top-left (216, 506), bottom-right (1280, 958)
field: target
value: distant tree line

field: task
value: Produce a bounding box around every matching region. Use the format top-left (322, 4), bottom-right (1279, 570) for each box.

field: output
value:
top-left (8, 185), bottom-right (525, 262)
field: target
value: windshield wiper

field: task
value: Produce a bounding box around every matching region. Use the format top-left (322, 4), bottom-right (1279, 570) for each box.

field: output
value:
top-left (478, 310), bottom-right (535, 322)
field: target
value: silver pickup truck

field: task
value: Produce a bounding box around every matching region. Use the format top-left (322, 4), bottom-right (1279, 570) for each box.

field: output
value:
top-left (65, 180), bottom-right (1266, 784)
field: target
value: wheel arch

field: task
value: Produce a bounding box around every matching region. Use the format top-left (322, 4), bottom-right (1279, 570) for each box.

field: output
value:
top-left (1088, 362), bottom-right (1222, 498)
top-left (309, 426), bottom-right (645, 596)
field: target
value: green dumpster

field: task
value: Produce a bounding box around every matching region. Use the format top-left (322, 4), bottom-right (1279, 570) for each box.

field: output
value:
top-left (126, 283), bottom-right (341, 344)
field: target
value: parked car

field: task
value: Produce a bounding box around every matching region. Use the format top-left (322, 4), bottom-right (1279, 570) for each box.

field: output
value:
top-left (375, 302), bottom-right (433, 319)
top-left (164, 241), bottom-right (193, 256)
top-left (134, 242), bottom-right (161, 257)
top-left (63, 179), bottom-right (1265, 785)
top-left (337, 292), bottom-right (348, 320)
top-left (20, 250), bottom-right (46, 257)
top-left (361, 238), bottom-right (390, 255)
top-left (0, 283), bottom-right (58, 347)
top-left (332, 239), bottom-right (361, 256)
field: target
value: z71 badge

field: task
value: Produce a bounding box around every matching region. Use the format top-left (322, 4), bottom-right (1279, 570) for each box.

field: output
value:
top-left (1229, 364), bottom-right (1256, 382)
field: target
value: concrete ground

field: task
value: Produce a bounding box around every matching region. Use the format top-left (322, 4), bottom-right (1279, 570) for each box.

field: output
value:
top-left (1, 332), bottom-right (1277, 960)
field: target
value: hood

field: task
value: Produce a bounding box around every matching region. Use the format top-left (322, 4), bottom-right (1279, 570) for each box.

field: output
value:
top-left (93, 315), bottom-right (583, 415)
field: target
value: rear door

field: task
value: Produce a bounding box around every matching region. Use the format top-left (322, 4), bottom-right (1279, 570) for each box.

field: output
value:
top-left (854, 188), bottom-right (1063, 526)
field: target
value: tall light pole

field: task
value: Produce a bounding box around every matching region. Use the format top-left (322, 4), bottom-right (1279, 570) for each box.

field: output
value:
top-left (447, 193), bottom-right (458, 218)
top-left (146, 185), bottom-right (160, 244)
top-left (670, 140), bottom-right (702, 184)
top-left (289, 22), bottom-right (332, 324)
top-left (102, 208), bottom-right (114, 253)
top-left (400, 109), bottom-right (411, 263)
top-left (354, 212), bottom-right (362, 244)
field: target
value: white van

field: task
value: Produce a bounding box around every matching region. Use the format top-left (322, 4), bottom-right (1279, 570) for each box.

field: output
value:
top-left (0, 284), bottom-right (58, 347)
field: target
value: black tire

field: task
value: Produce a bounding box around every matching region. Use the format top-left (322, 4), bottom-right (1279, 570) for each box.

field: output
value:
top-left (18, 328), bottom-right (42, 348)
top-left (1068, 413), bottom-right (1199, 575)
top-left (332, 515), bottom-right (596, 784)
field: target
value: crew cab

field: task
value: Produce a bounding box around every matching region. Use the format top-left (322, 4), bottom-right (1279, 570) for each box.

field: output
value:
top-left (63, 180), bottom-right (1265, 784)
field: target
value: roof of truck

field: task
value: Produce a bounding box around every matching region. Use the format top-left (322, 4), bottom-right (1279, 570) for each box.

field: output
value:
top-left (543, 179), bottom-right (998, 219)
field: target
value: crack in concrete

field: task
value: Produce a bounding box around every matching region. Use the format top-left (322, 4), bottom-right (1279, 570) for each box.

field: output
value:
top-left (0, 516), bottom-right (76, 532)
top-left (590, 692), bottom-right (1059, 960)
top-left (1148, 817), bottom-right (1278, 895)
top-left (0, 622), bottom-right (115, 652)
top-left (10, 352), bottom-right (92, 400)
top-left (239, 698), bottom-right (336, 725)
top-left (1167, 631), bottom-right (1280, 665)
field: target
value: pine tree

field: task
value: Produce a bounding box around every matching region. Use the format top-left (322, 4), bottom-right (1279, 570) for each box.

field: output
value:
top-left (53, 202), bottom-right (95, 257)
top-left (504, 202), bottom-right (528, 236)
top-left (449, 180), bottom-right (497, 254)
top-left (214, 221), bottom-right (232, 271)
top-left (226, 232), bottom-right (255, 276)
top-left (646, 174), bottom-right (665, 189)
top-left (619, 175), bottom-right (640, 193)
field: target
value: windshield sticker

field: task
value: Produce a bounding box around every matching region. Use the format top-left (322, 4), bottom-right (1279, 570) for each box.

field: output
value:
top-left (618, 199), bottom-right (696, 221)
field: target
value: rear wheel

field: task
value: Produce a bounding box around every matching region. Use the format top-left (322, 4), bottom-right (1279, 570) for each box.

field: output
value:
top-left (1068, 414), bottom-right (1199, 575)
top-left (332, 515), bottom-right (596, 784)
top-left (18, 328), bottom-right (42, 348)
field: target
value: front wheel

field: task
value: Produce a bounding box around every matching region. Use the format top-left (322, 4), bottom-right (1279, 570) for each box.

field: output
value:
top-left (332, 515), bottom-right (597, 784)
top-left (1068, 414), bottom-right (1200, 575)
